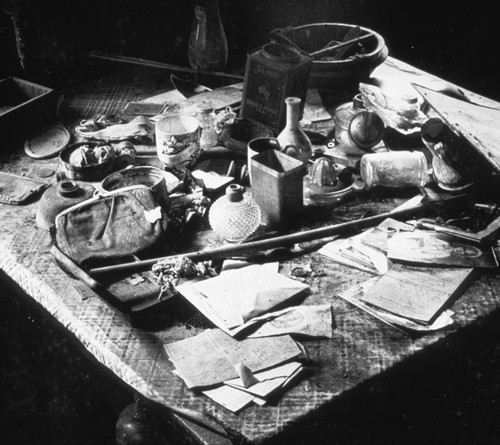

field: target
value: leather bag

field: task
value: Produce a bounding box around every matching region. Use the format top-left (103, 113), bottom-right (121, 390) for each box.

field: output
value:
top-left (54, 185), bottom-right (167, 266)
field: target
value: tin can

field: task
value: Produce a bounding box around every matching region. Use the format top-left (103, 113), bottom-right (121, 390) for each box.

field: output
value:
top-left (240, 43), bottom-right (312, 132)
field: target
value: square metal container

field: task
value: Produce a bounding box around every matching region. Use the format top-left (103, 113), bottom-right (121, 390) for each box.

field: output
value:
top-left (251, 149), bottom-right (304, 228)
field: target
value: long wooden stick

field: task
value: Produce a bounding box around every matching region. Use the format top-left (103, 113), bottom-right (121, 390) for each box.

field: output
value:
top-left (89, 50), bottom-right (244, 82)
top-left (89, 202), bottom-right (425, 277)
top-left (310, 33), bottom-right (374, 59)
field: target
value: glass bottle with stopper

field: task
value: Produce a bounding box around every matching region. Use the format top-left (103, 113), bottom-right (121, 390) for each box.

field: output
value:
top-left (209, 184), bottom-right (261, 243)
top-left (188, 0), bottom-right (228, 71)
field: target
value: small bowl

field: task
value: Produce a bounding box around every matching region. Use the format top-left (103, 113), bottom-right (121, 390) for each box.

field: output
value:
top-left (101, 165), bottom-right (170, 210)
top-left (155, 115), bottom-right (201, 169)
top-left (59, 142), bottom-right (115, 181)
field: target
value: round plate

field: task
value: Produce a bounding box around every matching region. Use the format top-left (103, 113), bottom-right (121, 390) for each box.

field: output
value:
top-left (24, 125), bottom-right (71, 159)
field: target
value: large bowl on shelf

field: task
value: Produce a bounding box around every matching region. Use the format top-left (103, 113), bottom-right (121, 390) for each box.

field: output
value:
top-left (271, 23), bottom-right (388, 94)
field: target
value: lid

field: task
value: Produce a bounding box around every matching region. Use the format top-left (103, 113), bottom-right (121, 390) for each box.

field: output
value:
top-left (348, 111), bottom-right (385, 150)
top-left (24, 125), bottom-right (71, 159)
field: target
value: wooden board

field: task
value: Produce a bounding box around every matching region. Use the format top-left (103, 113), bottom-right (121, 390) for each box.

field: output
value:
top-left (413, 84), bottom-right (500, 172)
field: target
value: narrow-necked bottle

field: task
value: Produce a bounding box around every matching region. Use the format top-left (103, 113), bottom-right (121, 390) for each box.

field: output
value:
top-left (188, 0), bottom-right (228, 71)
top-left (277, 97), bottom-right (312, 166)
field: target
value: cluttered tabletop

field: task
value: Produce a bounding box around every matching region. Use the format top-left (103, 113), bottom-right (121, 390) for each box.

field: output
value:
top-left (2, 23), bottom-right (500, 444)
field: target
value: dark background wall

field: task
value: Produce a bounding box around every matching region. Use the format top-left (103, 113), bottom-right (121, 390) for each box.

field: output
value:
top-left (1, 0), bottom-right (499, 99)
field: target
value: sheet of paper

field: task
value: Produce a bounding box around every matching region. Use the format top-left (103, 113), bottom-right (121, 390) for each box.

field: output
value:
top-left (163, 328), bottom-right (302, 388)
top-left (338, 277), bottom-right (455, 333)
top-left (248, 304), bottom-right (334, 338)
top-left (192, 264), bottom-right (309, 328)
top-left (360, 263), bottom-right (475, 323)
top-left (203, 384), bottom-right (255, 413)
top-left (387, 230), bottom-right (499, 268)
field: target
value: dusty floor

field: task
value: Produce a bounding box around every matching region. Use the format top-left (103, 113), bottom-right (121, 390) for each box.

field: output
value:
top-left (2, 270), bottom-right (500, 445)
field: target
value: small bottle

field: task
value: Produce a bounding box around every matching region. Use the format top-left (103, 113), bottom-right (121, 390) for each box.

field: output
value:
top-left (333, 94), bottom-right (366, 147)
top-left (188, 0), bottom-right (228, 71)
top-left (209, 184), bottom-right (261, 242)
top-left (197, 108), bottom-right (218, 149)
top-left (277, 97), bottom-right (312, 166)
top-left (360, 151), bottom-right (428, 190)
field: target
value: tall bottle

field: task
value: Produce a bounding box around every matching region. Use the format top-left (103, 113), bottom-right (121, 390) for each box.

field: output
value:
top-left (188, 0), bottom-right (228, 72)
top-left (277, 97), bottom-right (312, 166)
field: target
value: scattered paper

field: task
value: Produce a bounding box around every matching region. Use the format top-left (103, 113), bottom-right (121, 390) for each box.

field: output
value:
top-left (360, 263), bottom-right (475, 324)
top-left (202, 361), bottom-right (304, 412)
top-left (163, 328), bottom-right (302, 388)
top-left (178, 264), bottom-right (309, 334)
top-left (338, 277), bottom-right (455, 333)
top-left (248, 304), bottom-right (334, 338)
top-left (203, 384), bottom-right (255, 413)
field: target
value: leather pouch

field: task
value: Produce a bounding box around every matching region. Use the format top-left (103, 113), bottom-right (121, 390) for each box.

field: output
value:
top-left (54, 185), bottom-right (167, 267)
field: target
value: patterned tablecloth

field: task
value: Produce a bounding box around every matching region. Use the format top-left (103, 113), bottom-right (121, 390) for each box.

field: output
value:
top-left (1, 59), bottom-right (500, 444)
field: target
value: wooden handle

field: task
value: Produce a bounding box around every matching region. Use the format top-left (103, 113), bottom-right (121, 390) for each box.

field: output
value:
top-left (310, 34), bottom-right (374, 60)
top-left (89, 202), bottom-right (425, 277)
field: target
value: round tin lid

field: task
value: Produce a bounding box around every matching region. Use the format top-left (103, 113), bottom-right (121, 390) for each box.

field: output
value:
top-left (24, 125), bottom-right (71, 159)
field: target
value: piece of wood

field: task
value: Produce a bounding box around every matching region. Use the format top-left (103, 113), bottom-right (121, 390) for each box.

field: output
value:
top-left (90, 50), bottom-right (244, 82)
top-left (89, 202), bottom-right (426, 277)
top-left (332, 26), bottom-right (363, 61)
top-left (310, 34), bottom-right (374, 60)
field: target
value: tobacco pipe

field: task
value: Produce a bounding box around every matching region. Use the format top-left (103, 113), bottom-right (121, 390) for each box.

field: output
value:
top-left (88, 201), bottom-right (427, 277)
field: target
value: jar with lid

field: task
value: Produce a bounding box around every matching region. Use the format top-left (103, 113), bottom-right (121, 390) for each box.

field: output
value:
top-left (209, 184), bottom-right (261, 242)
top-left (359, 151), bottom-right (428, 190)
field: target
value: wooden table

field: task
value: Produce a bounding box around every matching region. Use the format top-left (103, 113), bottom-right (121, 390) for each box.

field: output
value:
top-left (1, 58), bottom-right (500, 444)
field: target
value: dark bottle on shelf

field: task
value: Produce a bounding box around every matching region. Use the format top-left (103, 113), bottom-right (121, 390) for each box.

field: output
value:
top-left (188, 0), bottom-right (228, 71)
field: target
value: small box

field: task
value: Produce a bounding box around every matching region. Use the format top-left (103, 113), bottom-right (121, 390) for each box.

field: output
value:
top-left (0, 77), bottom-right (57, 142)
top-left (240, 43), bottom-right (312, 132)
top-left (251, 149), bottom-right (304, 228)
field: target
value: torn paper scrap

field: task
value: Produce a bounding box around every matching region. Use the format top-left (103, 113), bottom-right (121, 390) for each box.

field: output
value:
top-left (248, 304), bottom-right (334, 338)
top-left (163, 328), bottom-right (302, 388)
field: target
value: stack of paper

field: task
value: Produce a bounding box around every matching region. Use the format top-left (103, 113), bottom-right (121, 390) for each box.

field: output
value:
top-left (163, 328), bottom-right (305, 412)
top-left (324, 217), bottom-right (493, 333)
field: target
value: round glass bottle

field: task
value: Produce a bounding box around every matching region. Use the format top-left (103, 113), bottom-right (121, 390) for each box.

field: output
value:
top-left (209, 184), bottom-right (261, 242)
